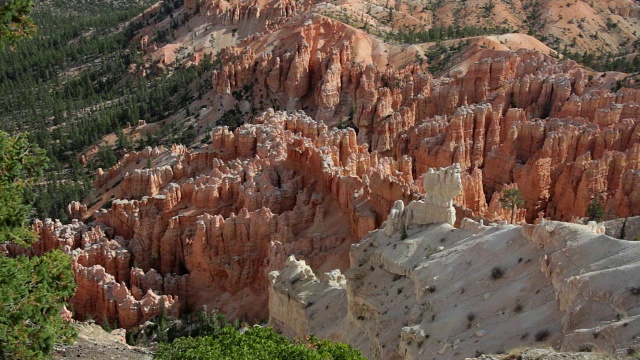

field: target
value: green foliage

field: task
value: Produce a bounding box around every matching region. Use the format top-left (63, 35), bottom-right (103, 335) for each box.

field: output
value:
top-left (0, 0), bottom-right (36, 48)
top-left (95, 146), bottom-right (118, 171)
top-left (0, 132), bottom-right (76, 359)
top-left (154, 326), bottom-right (366, 360)
top-left (0, 131), bottom-right (47, 245)
top-left (0, 250), bottom-right (77, 359)
top-left (480, 0), bottom-right (495, 18)
top-left (424, 40), bottom-right (466, 74)
top-left (155, 304), bottom-right (169, 343)
top-left (0, 0), bottom-right (211, 221)
top-left (384, 24), bottom-right (511, 45)
top-left (194, 307), bottom-right (227, 338)
top-left (560, 48), bottom-right (640, 74)
top-left (101, 315), bottom-right (113, 333)
top-left (336, 117), bottom-right (356, 131)
top-left (499, 187), bottom-right (525, 224)
top-left (585, 194), bottom-right (605, 223)
top-left (218, 107), bottom-right (244, 130)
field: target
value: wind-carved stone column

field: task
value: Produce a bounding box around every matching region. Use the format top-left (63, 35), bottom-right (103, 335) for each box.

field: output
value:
top-left (384, 164), bottom-right (463, 236)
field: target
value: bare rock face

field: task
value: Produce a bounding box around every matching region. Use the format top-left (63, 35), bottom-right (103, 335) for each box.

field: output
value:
top-left (267, 255), bottom-right (348, 339)
top-left (72, 264), bottom-right (178, 329)
top-left (269, 217), bottom-right (640, 359)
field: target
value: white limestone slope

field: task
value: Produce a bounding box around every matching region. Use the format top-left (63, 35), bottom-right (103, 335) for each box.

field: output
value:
top-left (268, 165), bottom-right (640, 359)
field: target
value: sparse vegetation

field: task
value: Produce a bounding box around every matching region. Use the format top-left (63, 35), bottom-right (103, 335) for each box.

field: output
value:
top-left (480, 0), bottom-right (495, 17)
top-left (620, 217), bottom-right (628, 239)
top-left (534, 329), bottom-right (550, 342)
top-left (466, 313), bottom-right (476, 329)
top-left (514, 303), bottom-right (524, 313)
top-left (491, 266), bottom-right (504, 280)
top-left (400, 225), bottom-right (408, 240)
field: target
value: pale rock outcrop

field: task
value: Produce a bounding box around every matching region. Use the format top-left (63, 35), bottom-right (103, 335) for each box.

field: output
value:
top-left (267, 255), bottom-right (348, 339)
top-left (405, 164), bottom-right (462, 226)
top-left (384, 200), bottom-right (406, 236)
top-left (384, 164), bottom-right (462, 236)
top-left (270, 218), bottom-right (640, 359)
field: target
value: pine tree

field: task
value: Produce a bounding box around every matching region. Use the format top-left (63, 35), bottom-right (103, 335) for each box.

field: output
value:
top-left (499, 188), bottom-right (525, 224)
top-left (585, 193), bottom-right (605, 223)
top-left (0, 132), bottom-right (77, 359)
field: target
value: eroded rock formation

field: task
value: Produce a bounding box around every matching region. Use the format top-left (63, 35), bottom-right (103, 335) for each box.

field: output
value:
top-left (28, 111), bottom-right (420, 326)
top-left (207, 15), bottom-right (640, 223)
top-left (25, 0), bottom-right (640, 334)
top-left (269, 202), bottom-right (640, 359)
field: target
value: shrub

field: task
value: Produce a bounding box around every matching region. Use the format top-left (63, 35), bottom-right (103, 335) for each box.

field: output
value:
top-left (514, 303), bottom-right (524, 313)
top-left (491, 267), bottom-right (504, 280)
top-left (154, 326), bottom-right (366, 360)
top-left (535, 329), bottom-right (550, 342)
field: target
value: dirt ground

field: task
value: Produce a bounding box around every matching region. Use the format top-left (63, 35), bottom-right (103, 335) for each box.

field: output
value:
top-left (53, 322), bottom-right (153, 360)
